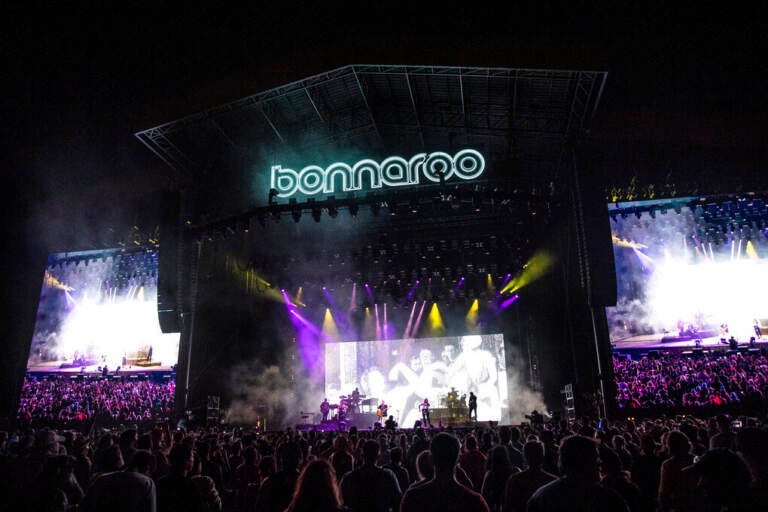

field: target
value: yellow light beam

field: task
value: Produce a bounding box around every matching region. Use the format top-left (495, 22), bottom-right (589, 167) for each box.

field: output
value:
top-left (746, 240), bottom-right (759, 260)
top-left (224, 255), bottom-right (286, 302)
top-left (322, 308), bottom-right (340, 341)
top-left (612, 234), bottom-right (648, 250)
top-left (501, 250), bottom-right (556, 294)
top-left (44, 271), bottom-right (74, 291)
top-left (429, 303), bottom-right (445, 336)
top-left (466, 299), bottom-right (479, 327)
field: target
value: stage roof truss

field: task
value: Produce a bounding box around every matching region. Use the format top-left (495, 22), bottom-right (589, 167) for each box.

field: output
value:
top-left (136, 64), bottom-right (607, 184)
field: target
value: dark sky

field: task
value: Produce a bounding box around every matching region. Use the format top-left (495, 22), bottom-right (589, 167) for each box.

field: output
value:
top-left (3, 5), bottom-right (766, 240)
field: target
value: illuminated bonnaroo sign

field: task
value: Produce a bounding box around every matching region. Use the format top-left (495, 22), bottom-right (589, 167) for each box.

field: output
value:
top-left (270, 149), bottom-right (485, 198)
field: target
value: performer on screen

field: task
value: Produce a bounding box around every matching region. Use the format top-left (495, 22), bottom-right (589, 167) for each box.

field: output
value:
top-left (468, 391), bottom-right (477, 421)
top-left (320, 398), bottom-right (331, 422)
top-left (419, 398), bottom-right (431, 427)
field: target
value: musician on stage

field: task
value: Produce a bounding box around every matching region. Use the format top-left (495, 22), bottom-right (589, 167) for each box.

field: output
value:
top-left (419, 398), bottom-right (431, 427)
top-left (468, 391), bottom-right (477, 421)
top-left (350, 387), bottom-right (361, 414)
top-left (377, 399), bottom-right (389, 420)
top-left (320, 398), bottom-right (331, 422)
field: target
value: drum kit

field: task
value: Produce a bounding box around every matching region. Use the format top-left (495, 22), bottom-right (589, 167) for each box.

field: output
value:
top-left (331, 393), bottom-right (365, 421)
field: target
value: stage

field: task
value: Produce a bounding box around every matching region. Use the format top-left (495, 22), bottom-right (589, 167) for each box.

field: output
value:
top-left (612, 333), bottom-right (767, 353)
top-left (27, 360), bottom-right (175, 375)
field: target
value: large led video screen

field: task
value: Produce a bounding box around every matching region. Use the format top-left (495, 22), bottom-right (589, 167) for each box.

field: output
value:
top-left (325, 334), bottom-right (508, 425)
top-left (27, 248), bottom-right (180, 373)
top-left (606, 198), bottom-right (768, 408)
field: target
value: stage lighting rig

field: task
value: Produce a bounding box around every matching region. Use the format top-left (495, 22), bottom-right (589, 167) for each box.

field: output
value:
top-left (290, 199), bottom-right (301, 223)
top-left (327, 196), bottom-right (338, 218)
top-left (308, 199), bottom-right (321, 222)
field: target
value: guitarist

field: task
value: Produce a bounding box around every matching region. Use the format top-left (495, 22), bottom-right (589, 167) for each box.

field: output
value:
top-left (320, 398), bottom-right (331, 422)
top-left (377, 400), bottom-right (389, 420)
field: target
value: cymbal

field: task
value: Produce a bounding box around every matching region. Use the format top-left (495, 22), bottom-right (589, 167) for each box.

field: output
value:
top-left (339, 395), bottom-right (348, 398)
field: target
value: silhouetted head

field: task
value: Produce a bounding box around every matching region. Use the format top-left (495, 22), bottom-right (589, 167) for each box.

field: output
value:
top-left (430, 432), bottom-right (460, 475)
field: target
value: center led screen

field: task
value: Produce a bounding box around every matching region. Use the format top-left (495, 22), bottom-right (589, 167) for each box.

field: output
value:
top-left (325, 334), bottom-right (508, 425)
top-left (27, 248), bottom-right (180, 373)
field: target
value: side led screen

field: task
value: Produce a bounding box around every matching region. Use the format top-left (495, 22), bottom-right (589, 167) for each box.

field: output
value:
top-left (27, 248), bottom-right (180, 373)
top-left (607, 199), bottom-right (768, 409)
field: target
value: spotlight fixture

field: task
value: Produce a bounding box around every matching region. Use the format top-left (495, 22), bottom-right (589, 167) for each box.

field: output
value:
top-left (290, 198), bottom-right (301, 223)
top-left (347, 193), bottom-right (359, 216)
top-left (327, 196), bottom-right (338, 218)
top-left (268, 188), bottom-right (279, 205)
top-left (308, 199), bottom-right (321, 222)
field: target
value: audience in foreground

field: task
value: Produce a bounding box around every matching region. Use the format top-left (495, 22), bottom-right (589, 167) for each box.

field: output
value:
top-left (1, 411), bottom-right (767, 511)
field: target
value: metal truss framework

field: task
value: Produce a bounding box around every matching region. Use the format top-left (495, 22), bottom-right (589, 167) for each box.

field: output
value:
top-left (135, 64), bottom-right (607, 188)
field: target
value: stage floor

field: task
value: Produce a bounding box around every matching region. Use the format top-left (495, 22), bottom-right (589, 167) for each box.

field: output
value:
top-left (612, 333), bottom-right (767, 351)
top-left (27, 360), bottom-right (175, 374)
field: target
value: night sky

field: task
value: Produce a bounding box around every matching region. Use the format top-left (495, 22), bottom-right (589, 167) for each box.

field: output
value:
top-left (5, 6), bottom-right (764, 214)
top-left (1, 4), bottom-right (765, 417)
